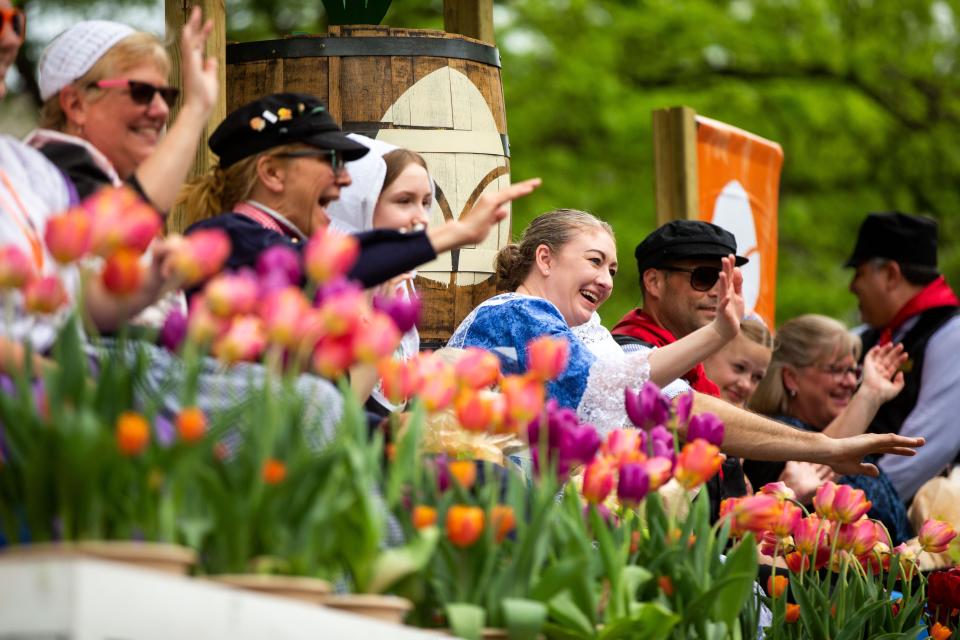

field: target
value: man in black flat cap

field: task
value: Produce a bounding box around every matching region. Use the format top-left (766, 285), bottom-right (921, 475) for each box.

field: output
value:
top-left (846, 211), bottom-right (960, 502)
top-left (611, 219), bottom-right (750, 520)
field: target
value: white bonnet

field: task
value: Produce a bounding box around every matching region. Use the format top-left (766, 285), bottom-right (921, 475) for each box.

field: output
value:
top-left (39, 21), bottom-right (136, 101)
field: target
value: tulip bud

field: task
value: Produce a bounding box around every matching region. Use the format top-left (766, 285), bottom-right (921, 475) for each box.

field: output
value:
top-left (204, 271), bottom-right (259, 318)
top-left (582, 457), bottom-right (616, 503)
top-left (643, 456), bottom-right (674, 491)
top-left (526, 335), bottom-right (569, 381)
top-left (624, 382), bottom-right (670, 431)
top-left (116, 412), bottom-right (150, 456)
top-left (0, 245), bottom-right (35, 289)
top-left (373, 292), bottom-right (421, 333)
top-left (101, 249), bottom-right (144, 296)
top-left (256, 245), bottom-right (301, 290)
top-left (175, 407), bottom-right (206, 443)
top-left (501, 374), bottom-right (545, 426)
top-left (602, 429), bottom-right (645, 466)
top-left (170, 229), bottom-right (232, 285)
top-left (785, 604), bottom-right (800, 623)
top-left (378, 358), bottom-right (422, 406)
top-left (262, 458), bottom-right (287, 485)
top-left (491, 505), bottom-right (516, 543)
top-left (674, 439), bottom-right (723, 490)
top-left (918, 519), bottom-right (958, 554)
top-left (260, 287), bottom-right (310, 348)
top-left (44, 209), bottom-right (92, 263)
top-left (767, 574), bottom-right (788, 598)
top-left (770, 501), bottom-right (803, 539)
top-left (23, 275), bottom-right (68, 314)
top-left (412, 505), bottom-right (437, 530)
top-left (454, 388), bottom-right (504, 432)
top-left (353, 312), bottom-right (402, 364)
top-left (446, 505), bottom-right (484, 547)
top-left (312, 334), bottom-right (355, 379)
top-left (454, 348), bottom-right (501, 390)
top-left (159, 308), bottom-right (187, 352)
top-left (617, 462), bottom-right (651, 505)
top-left (187, 294), bottom-right (230, 344)
top-left (720, 494), bottom-right (781, 536)
top-left (447, 460), bottom-right (477, 490)
top-left (760, 481), bottom-right (797, 502)
top-left (212, 316), bottom-right (267, 364)
top-left (814, 482), bottom-right (872, 524)
top-left (417, 354), bottom-right (457, 412)
top-left (686, 412), bottom-right (724, 447)
top-left (304, 228), bottom-right (359, 284)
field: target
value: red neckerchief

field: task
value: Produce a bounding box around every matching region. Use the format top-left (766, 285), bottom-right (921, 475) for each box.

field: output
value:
top-left (879, 276), bottom-right (960, 345)
top-left (611, 309), bottom-right (722, 397)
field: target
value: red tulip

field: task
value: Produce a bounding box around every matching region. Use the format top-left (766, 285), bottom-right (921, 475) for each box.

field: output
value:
top-left (101, 249), bottom-right (144, 296)
top-left (304, 228), bottom-right (359, 284)
top-left (526, 335), bottom-right (569, 381)
top-left (44, 208), bottom-right (91, 263)
top-left (0, 245), bottom-right (35, 289)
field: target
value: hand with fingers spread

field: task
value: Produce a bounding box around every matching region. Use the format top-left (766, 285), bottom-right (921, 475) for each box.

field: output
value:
top-left (824, 432), bottom-right (925, 477)
top-left (710, 254), bottom-right (745, 341)
top-left (860, 342), bottom-right (908, 403)
top-left (428, 178), bottom-right (541, 253)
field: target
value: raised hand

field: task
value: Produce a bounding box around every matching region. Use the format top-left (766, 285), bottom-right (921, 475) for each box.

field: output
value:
top-left (711, 254), bottom-right (744, 341)
top-left (179, 6), bottom-right (218, 116)
top-left (458, 178), bottom-right (542, 245)
top-left (860, 342), bottom-right (907, 403)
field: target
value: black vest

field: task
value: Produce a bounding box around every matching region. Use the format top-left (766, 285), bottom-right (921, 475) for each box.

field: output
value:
top-left (860, 305), bottom-right (960, 436)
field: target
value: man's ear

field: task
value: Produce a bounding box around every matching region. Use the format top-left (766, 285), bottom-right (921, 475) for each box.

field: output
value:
top-left (255, 155), bottom-right (286, 194)
top-left (641, 268), bottom-right (663, 302)
top-left (533, 243), bottom-right (553, 276)
top-left (59, 85), bottom-right (88, 133)
top-left (883, 260), bottom-right (905, 292)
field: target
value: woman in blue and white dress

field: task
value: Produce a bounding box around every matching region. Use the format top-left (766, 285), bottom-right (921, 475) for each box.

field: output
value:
top-left (448, 208), bottom-right (745, 434)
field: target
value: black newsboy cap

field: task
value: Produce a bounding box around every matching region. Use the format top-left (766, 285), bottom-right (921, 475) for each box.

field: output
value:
top-left (209, 93), bottom-right (369, 169)
top-left (634, 219), bottom-right (748, 274)
top-left (844, 211), bottom-right (938, 268)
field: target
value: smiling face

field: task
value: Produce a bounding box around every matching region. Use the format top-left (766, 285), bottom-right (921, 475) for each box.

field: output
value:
top-left (703, 333), bottom-right (772, 408)
top-left (69, 61), bottom-right (170, 179)
top-left (278, 151), bottom-right (351, 234)
top-left (644, 257), bottom-right (724, 338)
top-left (373, 162), bottom-right (432, 231)
top-left (0, 0), bottom-right (22, 99)
top-left (538, 228), bottom-right (618, 327)
top-left (783, 345), bottom-right (860, 429)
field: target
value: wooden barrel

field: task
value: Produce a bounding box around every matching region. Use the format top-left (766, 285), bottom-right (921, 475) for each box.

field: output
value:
top-left (227, 26), bottom-right (511, 348)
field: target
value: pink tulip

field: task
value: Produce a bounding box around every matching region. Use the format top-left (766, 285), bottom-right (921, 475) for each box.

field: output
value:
top-left (312, 334), bottom-right (355, 379)
top-left (256, 245), bottom-right (301, 291)
top-left (204, 271), bottom-right (259, 318)
top-left (792, 515), bottom-right (830, 556)
top-left (212, 315), bottom-right (266, 364)
top-left (171, 229), bottom-right (232, 285)
top-left (353, 312), bottom-right (402, 363)
top-left (601, 429), bottom-right (645, 465)
top-left (643, 456), bottom-right (673, 491)
top-left (101, 248), bottom-right (144, 296)
top-left (260, 287), bottom-right (310, 348)
top-left (836, 519), bottom-right (881, 557)
top-left (304, 228), bottom-right (359, 284)
top-left (0, 246), bottom-right (35, 289)
top-left (454, 388), bottom-right (506, 433)
top-left (760, 481), bottom-right (797, 502)
top-left (582, 457), bottom-right (616, 503)
top-left (721, 494), bottom-right (781, 537)
top-left (116, 205), bottom-right (162, 254)
top-left (674, 438), bottom-right (723, 490)
top-left (526, 335), bottom-right (569, 381)
top-left (454, 347), bottom-right (501, 389)
top-left (315, 287), bottom-right (366, 338)
top-left (417, 354), bottom-right (457, 412)
top-left (770, 501), bottom-right (804, 539)
top-left (378, 358), bottom-right (422, 405)
top-left (187, 294), bottom-right (230, 344)
top-left (814, 482), bottom-right (872, 524)
top-left (44, 209), bottom-right (91, 263)
top-left (918, 519), bottom-right (958, 554)
top-left (23, 275), bottom-right (68, 314)
top-left (372, 292), bottom-right (421, 333)
top-left (501, 374), bottom-right (546, 427)
top-left (87, 189), bottom-right (161, 256)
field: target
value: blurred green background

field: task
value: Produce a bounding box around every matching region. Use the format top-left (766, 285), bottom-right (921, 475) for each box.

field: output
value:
top-left (5, 0), bottom-right (959, 330)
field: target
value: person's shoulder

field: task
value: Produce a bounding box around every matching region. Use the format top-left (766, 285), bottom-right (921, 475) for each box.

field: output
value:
top-left (186, 212), bottom-right (261, 234)
top-left (0, 136), bottom-right (70, 210)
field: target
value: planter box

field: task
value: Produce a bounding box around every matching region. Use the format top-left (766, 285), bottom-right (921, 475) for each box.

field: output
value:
top-left (0, 556), bottom-right (451, 639)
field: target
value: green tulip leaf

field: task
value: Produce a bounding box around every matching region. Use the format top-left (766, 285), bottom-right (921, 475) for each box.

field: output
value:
top-left (598, 602), bottom-right (679, 640)
top-left (548, 591), bottom-right (595, 637)
top-left (502, 598), bottom-right (548, 640)
top-left (446, 602), bottom-right (486, 640)
top-left (365, 526), bottom-right (438, 594)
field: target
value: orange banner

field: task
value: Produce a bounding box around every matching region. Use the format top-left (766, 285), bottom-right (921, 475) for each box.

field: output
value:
top-left (695, 116), bottom-right (783, 328)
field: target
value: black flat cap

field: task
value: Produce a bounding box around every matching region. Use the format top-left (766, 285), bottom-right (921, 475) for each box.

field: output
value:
top-left (210, 93), bottom-right (369, 169)
top-left (844, 211), bottom-right (938, 268)
top-left (634, 219), bottom-right (748, 274)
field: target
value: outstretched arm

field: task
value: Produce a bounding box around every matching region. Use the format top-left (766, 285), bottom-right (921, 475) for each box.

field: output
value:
top-left (135, 6), bottom-right (219, 213)
top-left (687, 392), bottom-right (924, 477)
top-left (647, 255), bottom-right (743, 386)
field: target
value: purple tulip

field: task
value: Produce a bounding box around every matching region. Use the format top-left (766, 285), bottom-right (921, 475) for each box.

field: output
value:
top-left (528, 400), bottom-right (602, 478)
top-left (373, 293), bottom-right (421, 333)
top-left (314, 277), bottom-right (362, 307)
top-left (649, 425), bottom-right (676, 464)
top-left (154, 414), bottom-right (175, 448)
top-left (585, 503), bottom-right (617, 526)
top-left (675, 391), bottom-right (694, 429)
top-left (687, 412), bottom-right (725, 447)
top-left (159, 309), bottom-right (187, 352)
top-left (617, 462), bottom-right (651, 504)
top-left (624, 382), bottom-right (670, 430)
top-left (256, 245), bottom-right (301, 288)
top-left (562, 424), bottom-right (601, 466)
top-left (434, 454), bottom-right (451, 492)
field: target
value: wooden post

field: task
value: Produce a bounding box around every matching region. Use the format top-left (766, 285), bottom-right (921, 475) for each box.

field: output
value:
top-left (163, 0), bottom-right (227, 233)
top-left (652, 106), bottom-right (699, 225)
top-left (443, 0), bottom-right (495, 45)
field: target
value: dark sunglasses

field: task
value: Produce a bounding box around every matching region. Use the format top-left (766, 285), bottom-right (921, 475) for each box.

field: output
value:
top-left (92, 78), bottom-right (180, 107)
top-left (659, 265), bottom-right (722, 292)
top-left (0, 8), bottom-right (25, 40)
top-left (273, 149), bottom-right (346, 174)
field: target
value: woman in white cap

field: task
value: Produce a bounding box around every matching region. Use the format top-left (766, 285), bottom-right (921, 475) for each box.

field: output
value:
top-left (327, 135), bottom-right (434, 415)
top-left (26, 7), bottom-right (217, 213)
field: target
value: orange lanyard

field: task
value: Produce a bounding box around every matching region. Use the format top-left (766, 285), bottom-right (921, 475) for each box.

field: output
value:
top-left (0, 169), bottom-right (45, 271)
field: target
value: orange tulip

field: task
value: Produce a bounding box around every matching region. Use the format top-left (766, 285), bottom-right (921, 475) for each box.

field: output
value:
top-left (767, 574), bottom-right (788, 598)
top-left (101, 249), bottom-right (144, 297)
top-left (770, 501), bottom-right (803, 538)
top-left (785, 604), bottom-right (800, 623)
top-left (304, 228), bottom-right (359, 284)
top-left (526, 335), bottom-right (569, 381)
top-left (658, 575), bottom-right (674, 597)
top-left (116, 412), bottom-right (150, 456)
top-left (720, 494), bottom-right (780, 537)
top-left (353, 312), bottom-right (401, 364)
top-left (44, 208), bottom-right (91, 264)
top-left (930, 623), bottom-right (953, 640)
top-left (674, 439), bottom-right (723, 490)
top-left (175, 407), bottom-right (206, 443)
top-left (378, 358), bottom-right (422, 406)
top-left (262, 458), bottom-right (287, 485)
top-left (582, 457), bottom-right (616, 503)
top-left (412, 505), bottom-right (437, 530)
top-left (417, 354), bottom-right (457, 412)
top-left (454, 388), bottom-right (505, 432)
top-left (491, 505), bottom-right (516, 542)
top-left (784, 551), bottom-right (810, 574)
top-left (448, 460), bottom-right (477, 490)
top-left (454, 348), bottom-right (501, 389)
top-left (446, 505), bottom-right (484, 548)
top-left (501, 374), bottom-right (545, 426)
